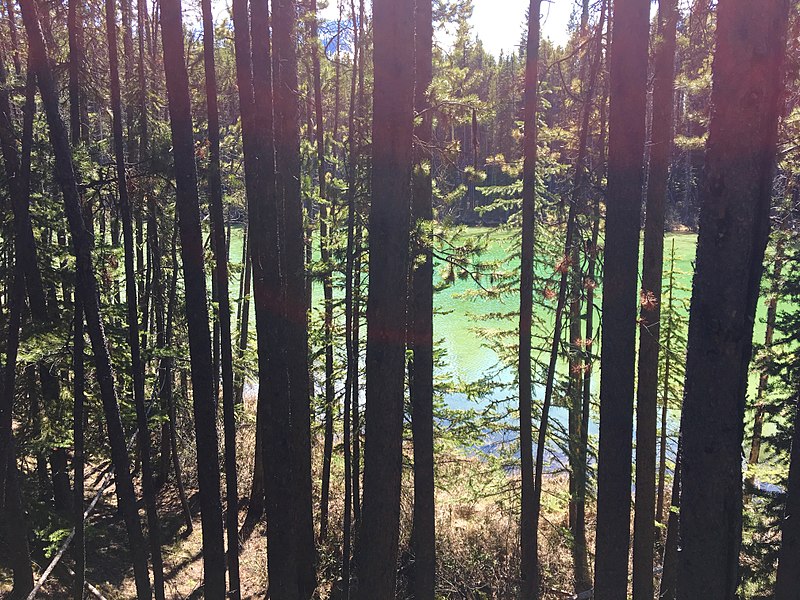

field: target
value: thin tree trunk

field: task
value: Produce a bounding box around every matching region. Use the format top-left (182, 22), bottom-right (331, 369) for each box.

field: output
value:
top-left (311, 0), bottom-right (335, 544)
top-left (0, 271), bottom-right (34, 598)
top-left (4, 0), bottom-right (21, 75)
top-left (105, 0), bottom-right (166, 595)
top-left (355, 0), bottom-right (415, 596)
top-left (337, 3), bottom-right (355, 590)
top-left (17, 2), bottom-right (153, 595)
top-left (67, 0), bottom-right (82, 145)
top-left (519, 2), bottom-right (541, 598)
top-left (632, 1), bottom-right (677, 597)
top-left (409, 0), bottom-right (435, 597)
top-left (678, 1), bottom-right (789, 597)
top-left (163, 226), bottom-right (193, 532)
top-left (659, 443), bottom-right (681, 600)
top-left (72, 288), bottom-right (86, 600)
top-left (775, 392), bottom-right (800, 600)
top-left (656, 240), bottom-right (677, 524)
top-left (352, 0), bottom-right (367, 530)
top-left (199, 0), bottom-right (241, 593)
top-left (159, 0), bottom-right (227, 594)
top-left (747, 242), bottom-right (784, 476)
top-left (593, 0), bottom-right (649, 596)
top-left (533, 201), bottom-right (578, 599)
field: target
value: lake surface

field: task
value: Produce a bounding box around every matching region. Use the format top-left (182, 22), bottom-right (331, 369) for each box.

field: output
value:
top-left (227, 226), bottom-right (772, 423)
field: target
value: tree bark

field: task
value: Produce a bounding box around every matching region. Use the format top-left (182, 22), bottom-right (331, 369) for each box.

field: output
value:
top-left (159, 0), bottom-right (227, 595)
top-left (632, 1), bottom-right (677, 598)
top-left (199, 0), bottom-right (241, 593)
top-left (593, 0), bottom-right (649, 596)
top-left (271, 3), bottom-right (317, 594)
top-left (355, 0), bottom-right (415, 597)
top-left (410, 0), bottom-right (435, 597)
top-left (678, 1), bottom-right (789, 597)
top-left (518, 2), bottom-right (541, 598)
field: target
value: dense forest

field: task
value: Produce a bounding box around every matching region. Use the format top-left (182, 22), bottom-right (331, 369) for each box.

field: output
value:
top-left (0, 0), bottom-right (799, 598)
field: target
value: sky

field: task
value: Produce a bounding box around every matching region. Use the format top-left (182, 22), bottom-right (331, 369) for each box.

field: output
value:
top-left (319, 0), bottom-right (575, 57)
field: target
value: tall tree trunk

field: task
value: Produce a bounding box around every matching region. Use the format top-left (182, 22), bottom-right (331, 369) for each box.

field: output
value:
top-left (105, 0), bottom-right (166, 595)
top-left (271, 3), bottom-right (317, 594)
top-left (339, 1), bottom-right (357, 589)
top-left (344, 0), bottom-right (364, 538)
top-left (775, 393), bottom-right (800, 600)
top-left (533, 201), bottom-right (579, 599)
top-left (355, 0), bottom-right (414, 596)
top-left (17, 2), bottom-right (154, 596)
top-left (72, 288), bottom-right (86, 600)
top-left (409, 0), bottom-right (435, 597)
top-left (199, 0), bottom-right (241, 593)
top-left (352, 0), bottom-right (367, 529)
top-left (632, 1), bottom-right (677, 597)
top-left (518, 2), bottom-right (541, 598)
top-left (593, 0), bottom-right (649, 596)
top-left (0, 271), bottom-right (34, 597)
top-left (159, 0), bottom-right (227, 595)
top-left (230, 0), bottom-right (275, 542)
top-left (678, 1), bottom-right (789, 597)
top-left (311, 0), bottom-right (335, 544)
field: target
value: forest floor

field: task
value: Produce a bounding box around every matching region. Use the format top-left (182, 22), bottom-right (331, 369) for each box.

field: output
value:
top-left (1, 471), bottom-right (271, 599)
top-left (1, 391), bottom-right (586, 599)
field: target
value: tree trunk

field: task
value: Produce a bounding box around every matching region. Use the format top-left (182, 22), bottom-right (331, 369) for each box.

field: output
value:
top-left (67, 0), bottom-right (82, 145)
top-left (659, 443), bottom-right (681, 600)
top-left (4, 0), bottom-right (21, 75)
top-left (17, 2), bottom-right (153, 595)
top-left (678, 1), bottom-right (789, 597)
top-left (632, 1), bottom-right (677, 598)
top-left (311, 0), bottom-right (335, 544)
top-left (355, 0), bottom-right (414, 596)
top-left (339, 1), bottom-right (357, 589)
top-left (409, 0), bottom-right (435, 598)
top-left (199, 0), bottom-right (241, 593)
top-left (775, 393), bottom-right (800, 600)
top-left (271, 2), bottom-right (317, 593)
top-left (657, 241), bottom-right (677, 524)
top-left (72, 288), bottom-right (86, 600)
top-left (0, 272), bottom-right (34, 598)
top-left (105, 0), bottom-right (166, 594)
top-left (747, 242), bottom-right (784, 476)
top-left (593, 0), bottom-right (649, 596)
top-left (159, 0), bottom-right (227, 595)
top-left (518, 2), bottom-right (542, 598)
top-left (162, 227), bottom-right (193, 532)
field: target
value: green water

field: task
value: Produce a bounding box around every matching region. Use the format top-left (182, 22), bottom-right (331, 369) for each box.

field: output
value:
top-left (227, 226), bottom-right (773, 410)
